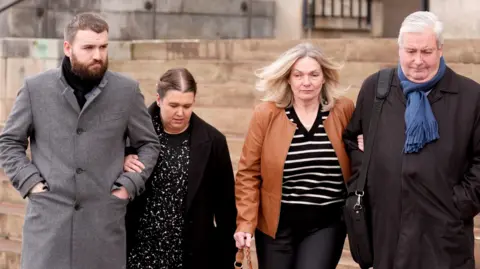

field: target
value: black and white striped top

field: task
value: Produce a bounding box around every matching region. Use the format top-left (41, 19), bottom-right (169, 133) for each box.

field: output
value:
top-left (282, 106), bottom-right (346, 207)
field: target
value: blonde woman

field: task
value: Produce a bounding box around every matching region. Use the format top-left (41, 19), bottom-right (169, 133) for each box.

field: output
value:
top-left (234, 43), bottom-right (354, 269)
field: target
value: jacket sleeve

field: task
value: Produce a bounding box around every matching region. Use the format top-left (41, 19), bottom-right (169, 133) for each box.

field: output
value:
top-left (235, 106), bottom-right (266, 235)
top-left (212, 135), bottom-right (237, 268)
top-left (0, 82), bottom-right (44, 198)
top-left (115, 86), bottom-right (160, 199)
top-left (454, 100), bottom-right (480, 220)
top-left (342, 75), bottom-right (376, 189)
top-left (342, 98), bottom-right (356, 126)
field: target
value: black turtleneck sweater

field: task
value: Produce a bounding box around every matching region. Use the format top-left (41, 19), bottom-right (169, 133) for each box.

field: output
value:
top-left (61, 56), bottom-right (102, 109)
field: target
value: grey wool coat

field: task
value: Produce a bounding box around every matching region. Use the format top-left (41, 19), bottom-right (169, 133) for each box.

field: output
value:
top-left (0, 68), bottom-right (160, 269)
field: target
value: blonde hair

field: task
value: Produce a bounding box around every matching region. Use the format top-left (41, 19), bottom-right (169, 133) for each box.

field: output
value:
top-left (256, 42), bottom-right (345, 111)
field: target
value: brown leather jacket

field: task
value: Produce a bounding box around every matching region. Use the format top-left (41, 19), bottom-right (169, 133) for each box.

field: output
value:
top-left (235, 98), bottom-right (355, 238)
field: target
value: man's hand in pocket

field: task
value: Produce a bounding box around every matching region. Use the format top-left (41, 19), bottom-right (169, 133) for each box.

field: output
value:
top-left (29, 182), bottom-right (48, 195)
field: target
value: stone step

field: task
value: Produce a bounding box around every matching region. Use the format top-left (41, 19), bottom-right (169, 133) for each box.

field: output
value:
top-left (5, 62), bottom-right (480, 119)
top-left (0, 238), bottom-right (21, 253)
top-left (0, 238), bottom-right (21, 269)
top-left (0, 203), bottom-right (25, 242)
top-left (136, 80), bottom-right (261, 109)
top-left (226, 135), bottom-right (245, 172)
top-left (108, 59), bottom-right (384, 104)
top-left (130, 40), bottom-right (299, 62)
top-left (128, 39), bottom-right (394, 63)
top-left (338, 249), bottom-right (361, 269)
top-left (7, 61), bottom-right (480, 119)
top-left (193, 106), bottom-right (253, 137)
top-left (344, 237), bottom-right (350, 251)
top-left (0, 173), bottom-right (24, 205)
top-left (0, 251), bottom-right (21, 269)
top-left (127, 39), bottom-right (480, 65)
top-left (109, 60), bottom-right (262, 86)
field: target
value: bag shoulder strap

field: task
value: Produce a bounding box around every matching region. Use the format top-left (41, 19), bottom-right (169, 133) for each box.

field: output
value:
top-left (356, 68), bottom-right (395, 193)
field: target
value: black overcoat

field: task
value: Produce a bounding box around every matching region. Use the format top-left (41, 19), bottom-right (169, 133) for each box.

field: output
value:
top-left (344, 67), bottom-right (480, 269)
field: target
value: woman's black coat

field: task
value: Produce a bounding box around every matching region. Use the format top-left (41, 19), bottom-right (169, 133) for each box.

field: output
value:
top-left (125, 103), bottom-right (237, 269)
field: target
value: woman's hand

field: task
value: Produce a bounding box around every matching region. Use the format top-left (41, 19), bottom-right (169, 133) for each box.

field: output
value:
top-left (234, 232), bottom-right (252, 249)
top-left (358, 135), bottom-right (364, 152)
top-left (124, 154), bottom-right (145, 173)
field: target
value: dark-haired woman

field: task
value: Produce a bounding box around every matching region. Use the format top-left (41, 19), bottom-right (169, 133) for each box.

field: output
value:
top-left (124, 68), bottom-right (237, 269)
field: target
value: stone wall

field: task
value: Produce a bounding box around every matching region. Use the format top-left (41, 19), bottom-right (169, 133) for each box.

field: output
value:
top-left (0, 0), bottom-right (275, 40)
top-left (431, 0), bottom-right (480, 39)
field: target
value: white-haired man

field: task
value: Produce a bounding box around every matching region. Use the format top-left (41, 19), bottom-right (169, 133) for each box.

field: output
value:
top-left (344, 11), bottom-right (480, 269)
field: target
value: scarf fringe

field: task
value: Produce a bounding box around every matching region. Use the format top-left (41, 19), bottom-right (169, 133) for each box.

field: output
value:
top-left (404, 121), bottom-right (439, 153)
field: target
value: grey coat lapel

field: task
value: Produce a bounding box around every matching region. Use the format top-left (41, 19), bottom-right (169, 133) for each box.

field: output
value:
top-left (58, 69), bottom-right (109, 116)
top-left (62, 87), bottom-right (81, 114)
top-left (80, 76), bottom-right (108, 115)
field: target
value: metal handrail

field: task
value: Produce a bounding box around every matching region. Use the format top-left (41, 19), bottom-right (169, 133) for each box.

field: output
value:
top-left (0, 0), bottom-right (26, 14)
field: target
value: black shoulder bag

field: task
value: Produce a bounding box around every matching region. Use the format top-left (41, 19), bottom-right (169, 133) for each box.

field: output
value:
top-left (343, 68), bottom-right (394, 269)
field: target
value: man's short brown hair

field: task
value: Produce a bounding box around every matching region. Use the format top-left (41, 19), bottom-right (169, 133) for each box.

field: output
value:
top-left (64, 12), bottom-right (109, 43)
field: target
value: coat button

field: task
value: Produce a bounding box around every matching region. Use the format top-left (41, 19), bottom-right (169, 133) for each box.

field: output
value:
top-left (76, 128), bottom-right (84, 135)
top-left (76, 168), bottom-right (84, 174)
top-left (74, 204), bottom-right (81, 210)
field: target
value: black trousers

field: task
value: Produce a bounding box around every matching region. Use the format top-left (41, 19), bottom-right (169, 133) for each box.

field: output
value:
top-left (255, 214), bottom-right (346, 269)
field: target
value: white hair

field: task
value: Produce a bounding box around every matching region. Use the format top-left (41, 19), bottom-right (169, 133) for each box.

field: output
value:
top-left (398, 11), bottom-right (444, 48)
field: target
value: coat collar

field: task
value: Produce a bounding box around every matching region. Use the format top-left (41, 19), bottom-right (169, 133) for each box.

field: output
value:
top-left (392, 66), bottom-right (457, 106)
top-left (58, 68), bottom-right (110, 115)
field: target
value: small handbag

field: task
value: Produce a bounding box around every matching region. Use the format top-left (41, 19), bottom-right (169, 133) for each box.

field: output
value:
top-left (234, 247), bottom-right (253, 269)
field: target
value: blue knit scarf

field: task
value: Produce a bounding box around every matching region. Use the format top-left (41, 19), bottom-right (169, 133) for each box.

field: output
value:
top-left (398, 57), bottom-right (446, 153)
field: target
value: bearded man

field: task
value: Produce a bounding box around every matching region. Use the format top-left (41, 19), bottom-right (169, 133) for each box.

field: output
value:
top-left (0, 12), bottom-right (160, 269)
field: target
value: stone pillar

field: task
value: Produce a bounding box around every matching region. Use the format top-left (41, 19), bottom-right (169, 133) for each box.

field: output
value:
top-left (370, 0), bottom-right (384, 37)
top-left (270, 0), bottom-right (303, 39)
top-left (430, 0), bottom-right (480, 38)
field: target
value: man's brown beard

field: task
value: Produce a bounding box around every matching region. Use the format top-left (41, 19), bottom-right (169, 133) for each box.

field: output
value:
top-left (70, 53), bottom-right (108, 80)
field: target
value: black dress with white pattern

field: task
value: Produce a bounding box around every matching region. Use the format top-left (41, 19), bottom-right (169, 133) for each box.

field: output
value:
top-left (127, 113), bottom-right (190, 269)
